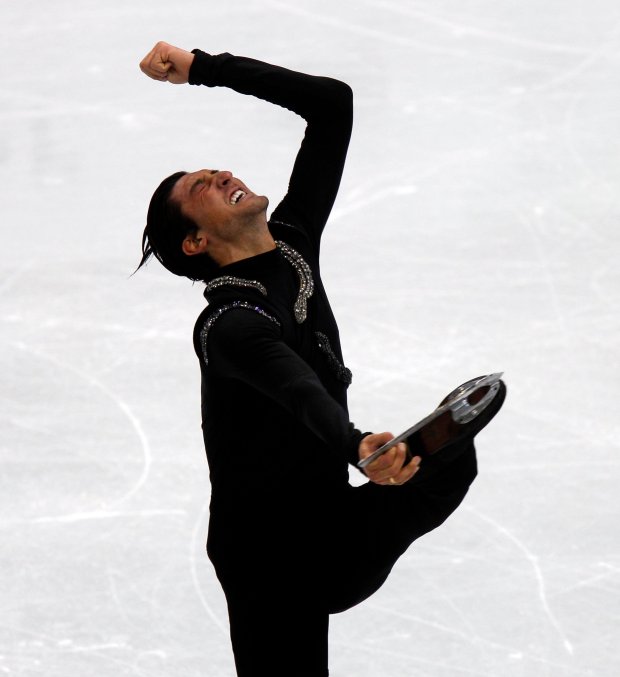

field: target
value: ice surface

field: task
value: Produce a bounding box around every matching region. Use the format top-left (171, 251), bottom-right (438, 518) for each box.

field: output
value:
top-left (2, 0), bottom-right (619, 675)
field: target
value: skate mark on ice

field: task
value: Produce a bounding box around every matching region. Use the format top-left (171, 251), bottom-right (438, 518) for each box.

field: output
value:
top-left (529, 20), bottom-right (620, 93)
top-left (332, 635), bottom-right (496, 676)
top-left (562, 86), bottom-right (620, 203)
top-left (518, 211), bottom-right (570, 346)
top-left (11, 341), bottom-right (153, 509)
top-left (262, 0), bottom-right (556, 73)
top-left (555, 562), bottom-right (620, 596)
top-left (465, 506), bottom-right (574, 655)
top-left (31, 509), bottom-right (184, 524)
top-left (365, 600), bottom-right (487, 646)
top-left (364, 0), bottom-right (595, 56)
top-left (330, 156), bottom-right (502, 223)
top-left (363, 600), bottom-right (583, 674)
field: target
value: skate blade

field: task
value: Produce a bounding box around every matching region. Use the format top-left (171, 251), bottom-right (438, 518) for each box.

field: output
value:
top-left (357, 372), bottom-right (504, 469)
top-left (442, 372), bottom-right (503, 424)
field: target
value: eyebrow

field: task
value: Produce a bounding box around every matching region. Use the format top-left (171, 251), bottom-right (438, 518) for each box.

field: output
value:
top-left (188, 169), bottom-right (218, 197)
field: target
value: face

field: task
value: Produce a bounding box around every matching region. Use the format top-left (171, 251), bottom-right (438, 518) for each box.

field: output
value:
top-left (170, 169), bottom-right (269, 244)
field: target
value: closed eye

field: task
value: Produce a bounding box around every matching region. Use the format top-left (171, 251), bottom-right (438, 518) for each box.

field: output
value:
top-left (190, 178), bottom-right (204, 195)
top-left (190, 170), bottom-right (218, 196)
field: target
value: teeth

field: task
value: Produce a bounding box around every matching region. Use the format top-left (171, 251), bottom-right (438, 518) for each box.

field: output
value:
top-left (230, 189), bottom-right (246, 205)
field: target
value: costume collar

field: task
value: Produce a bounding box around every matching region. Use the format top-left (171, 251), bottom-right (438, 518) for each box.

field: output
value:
top-left (204, 241), bottom-right (313, 324)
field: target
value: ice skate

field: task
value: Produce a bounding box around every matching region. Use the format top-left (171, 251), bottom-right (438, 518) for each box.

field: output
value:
top-left (357, 373), bottom-right (506, 470)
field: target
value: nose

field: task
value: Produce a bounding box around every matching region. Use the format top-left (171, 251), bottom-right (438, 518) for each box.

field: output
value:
top-left (215, 170), bottom-right (233, 187)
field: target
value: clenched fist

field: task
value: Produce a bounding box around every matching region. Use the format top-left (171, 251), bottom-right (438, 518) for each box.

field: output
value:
top-left (139, 41), bottom-right (195, 84)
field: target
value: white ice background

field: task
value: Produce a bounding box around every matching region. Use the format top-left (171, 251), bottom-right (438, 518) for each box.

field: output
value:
top-left (2, 0), bottom-right (620, 675)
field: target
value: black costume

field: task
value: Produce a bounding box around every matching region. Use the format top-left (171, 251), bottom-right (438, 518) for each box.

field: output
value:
top-left (189, 50), bottom-right (477, 677)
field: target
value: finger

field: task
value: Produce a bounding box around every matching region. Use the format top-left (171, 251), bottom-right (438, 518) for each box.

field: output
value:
top-left (371, 431), bottom-right (395, 446)
top-left (139, 46), bottom-right (160, 74)
top-left (377, 449), bottom-right (421, 486)
top-left (367, 444), bottom-right (408, 483)
top-left (365, 445), bottom-right (400, 475)
top-left (359, 432), bottom-right (393, 455)
top-left (391, 454), bottom-right (422, 484)
top-left (140, 45), bottom-right (171, 81)
top-left (151, 57), bottom-right (171, 81)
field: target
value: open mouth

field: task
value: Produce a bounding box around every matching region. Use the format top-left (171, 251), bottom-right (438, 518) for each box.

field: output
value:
top-left (229, 189), bottom-right (247, 205)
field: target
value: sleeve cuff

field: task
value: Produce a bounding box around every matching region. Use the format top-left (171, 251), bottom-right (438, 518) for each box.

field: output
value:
top-left (347, 427), bottom-right (373, 472)
top-left (188, 49), bottom-right (234, 87)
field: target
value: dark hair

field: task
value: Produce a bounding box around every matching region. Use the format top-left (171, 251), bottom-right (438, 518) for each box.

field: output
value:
top-left (135, 171), bottom-right (218, 282)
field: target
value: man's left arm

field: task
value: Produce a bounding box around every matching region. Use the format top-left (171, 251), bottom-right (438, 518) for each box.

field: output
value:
top-left (140, 41), bottom-right (352, 251)
top-left (186, 49), bottom-right (353, 251)
top-left (207, 309), bottom-right (420, 486)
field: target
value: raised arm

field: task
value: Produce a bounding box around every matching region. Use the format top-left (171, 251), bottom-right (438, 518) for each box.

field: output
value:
top-left (139, 41), bottom-right (353, 252)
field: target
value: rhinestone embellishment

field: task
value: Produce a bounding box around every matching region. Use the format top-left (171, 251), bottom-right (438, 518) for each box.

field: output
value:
top-left (204, 276), bottom-right (267, 297)
top-left (275, 240), bottom-right (314, 324)
top-left (200, 302), bottom-right (280, 365)
top-left (315, 331), bottom-right (353, 385)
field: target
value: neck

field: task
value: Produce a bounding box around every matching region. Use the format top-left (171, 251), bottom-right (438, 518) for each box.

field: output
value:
top-left (210, 228), bottom-right (276, 268)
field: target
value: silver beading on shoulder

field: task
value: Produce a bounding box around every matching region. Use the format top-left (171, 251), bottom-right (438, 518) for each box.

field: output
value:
top-left (315, 331), bottom-right (353, 385)
top-left (200, 302), bottom-right (280, 366)
top-left (204, 276), bottom-right (267, 297)
top-left (275, 240), bottom-right (314, 323)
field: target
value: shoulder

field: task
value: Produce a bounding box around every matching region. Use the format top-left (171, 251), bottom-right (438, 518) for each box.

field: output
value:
top-left (268, 217), bottom-right (308, 245)
top-left (196, 301), bottom-right (282, 366)
top-left (268, 218), bottom-right (318, 266)
top-left (210, 302), bottom-right (281, 338)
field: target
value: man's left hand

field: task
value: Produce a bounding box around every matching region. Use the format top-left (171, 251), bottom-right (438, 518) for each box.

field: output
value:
top-left (358, 432), bottom-right (421, 486)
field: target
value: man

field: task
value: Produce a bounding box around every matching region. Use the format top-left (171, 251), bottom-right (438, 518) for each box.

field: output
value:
top-left (137, 41), bottom-right (501, 677)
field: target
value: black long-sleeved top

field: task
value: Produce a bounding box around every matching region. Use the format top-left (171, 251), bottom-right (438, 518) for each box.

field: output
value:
top-left (189, 51), bottom-right (362, 515)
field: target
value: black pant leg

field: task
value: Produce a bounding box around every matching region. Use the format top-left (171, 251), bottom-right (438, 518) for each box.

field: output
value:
top-left (221, 577), bottom-right (329, 677)
top-left (326, 442), bottom-right (477, 613)
top-left (208, 504), bottom-right (331, 677)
